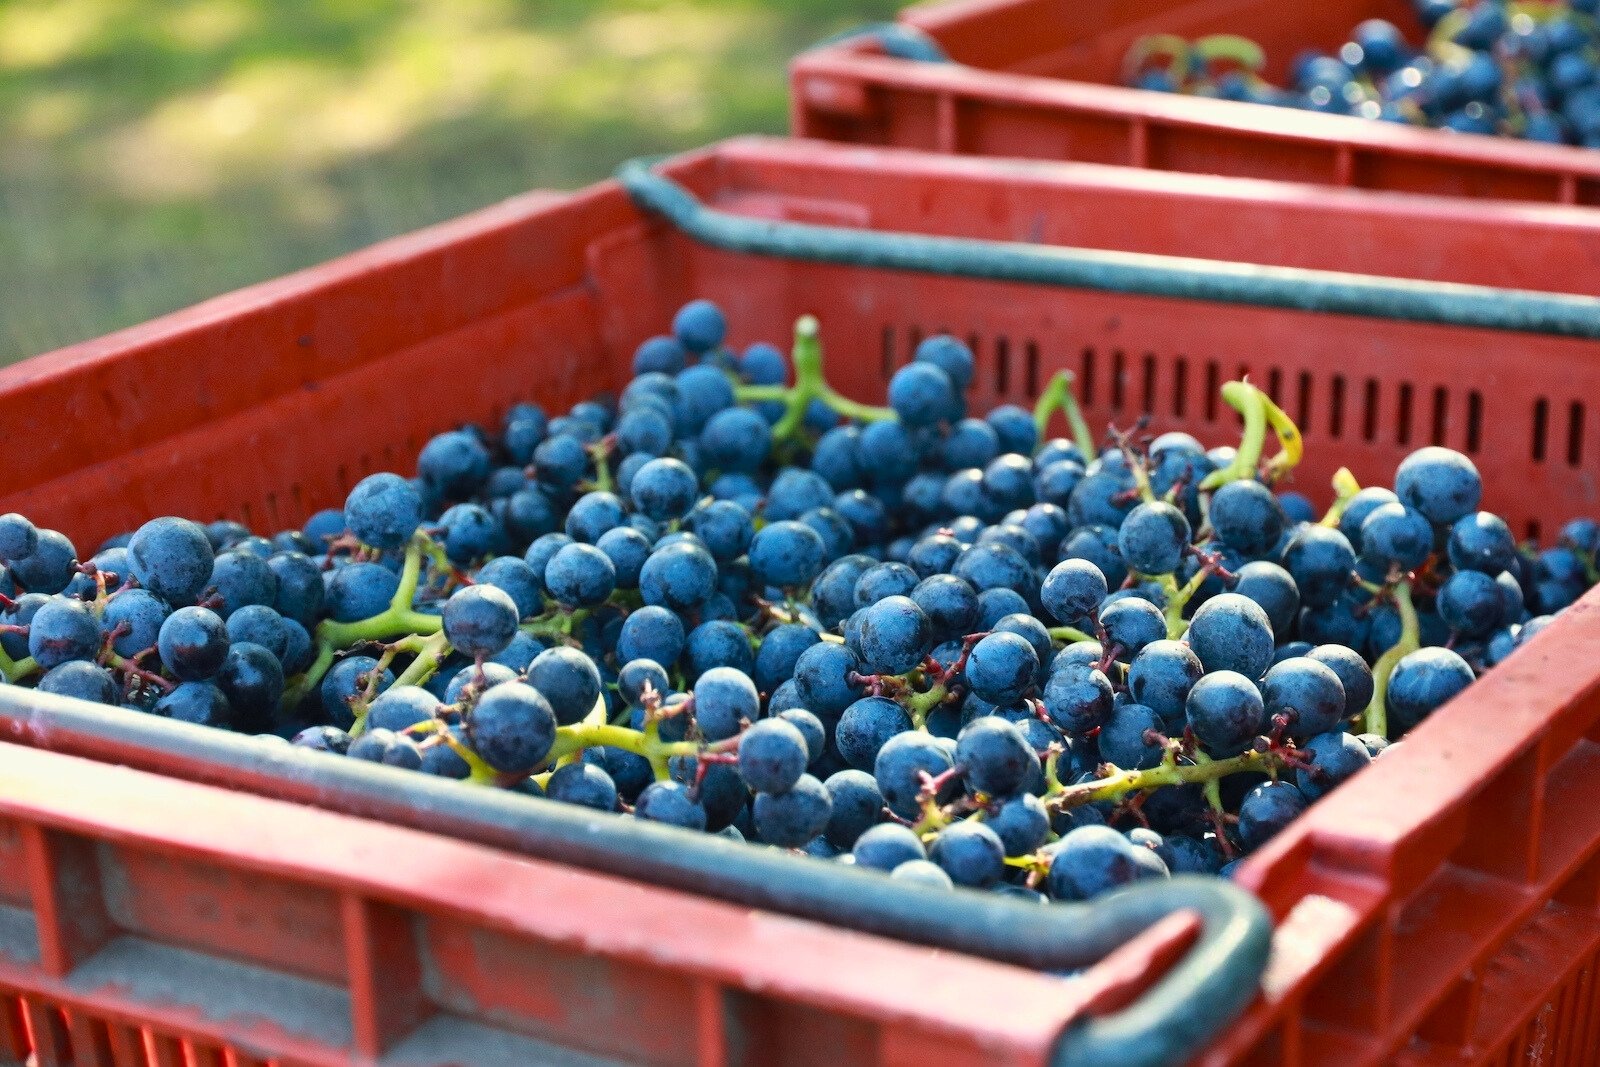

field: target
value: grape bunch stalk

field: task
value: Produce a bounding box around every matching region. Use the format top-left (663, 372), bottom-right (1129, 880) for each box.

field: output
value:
top-left (0, 295), bottom-right (1589, 901)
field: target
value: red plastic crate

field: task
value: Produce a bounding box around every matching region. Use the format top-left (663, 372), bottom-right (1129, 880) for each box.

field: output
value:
top-left (0, 739), bottom-right (1127, 1067)
top-left (792, 0), bottom-right (1600, 206)
top-left (5, 136), bottom-right (1600, 1064)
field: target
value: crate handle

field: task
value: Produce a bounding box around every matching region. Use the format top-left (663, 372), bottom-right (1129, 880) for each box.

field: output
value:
top-left (0, 692), bottom-right (1270, 1064)
top-left (1049, 876), bottom-right (1271, 1067)
top-left (804, 21), bottom-right (949, 62)
top-left (617, 157), bottom-right (1600, 340)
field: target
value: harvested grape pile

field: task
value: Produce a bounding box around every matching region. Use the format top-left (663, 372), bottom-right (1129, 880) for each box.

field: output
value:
top-left (0, 298), bottom-right (1590, 901)
top-left (1126, 0), bottom-right (1600, 144)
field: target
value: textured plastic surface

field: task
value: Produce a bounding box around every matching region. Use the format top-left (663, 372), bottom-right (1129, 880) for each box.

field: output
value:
top-left (792, 0), bottom-right (1600, 206)
top-left (5, 137), bottom-right (1600, 1064)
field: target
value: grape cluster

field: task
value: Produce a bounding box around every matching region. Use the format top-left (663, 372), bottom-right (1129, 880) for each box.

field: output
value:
top-left (0, 298), bottom-right (1590, 904)
top-left (1127, 0), bottom-right (1600, 144)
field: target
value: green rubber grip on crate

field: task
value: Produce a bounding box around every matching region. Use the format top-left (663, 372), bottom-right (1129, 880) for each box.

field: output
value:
top-left (806, 21), bottom-right (950, 62)
top-left (618, 157), bottom-right (1600, 340)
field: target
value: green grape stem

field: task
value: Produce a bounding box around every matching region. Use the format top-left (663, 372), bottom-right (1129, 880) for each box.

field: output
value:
top-left (545, 721), bottom-right (701, 781)
top-left (1199, 381), bottom-right (1303, 490)
top-left (1049, 746), bottom-right (1284, 811)
top-left (1032, 370), bottom-right (1098, 463)
top-left (733, 315), bottom-right (895, 443)
top-left (1361, 580), bottom-right (1419, 740)
top-left (0, 648), bottom-right (38, 684)
top-left (1318, 468), bottom-right (1363, 529)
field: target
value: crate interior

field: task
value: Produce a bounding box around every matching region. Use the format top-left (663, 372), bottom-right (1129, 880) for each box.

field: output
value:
top-left (3, 140), bottom-right (1598, 550)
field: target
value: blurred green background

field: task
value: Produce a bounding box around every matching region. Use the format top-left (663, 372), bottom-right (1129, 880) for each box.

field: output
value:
top-left (0, 0), bottom-right (904, 360)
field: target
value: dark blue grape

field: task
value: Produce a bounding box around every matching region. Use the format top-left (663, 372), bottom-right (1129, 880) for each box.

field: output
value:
top-left (1185, 593), bottom-right (1274, 679)
top-left (546, 762), bottom-right (618, 812)
top-left (0, 514), bottom-right (37, 563)
top-left (976, 587), bottom-right (1030, 631)
top-left (225, 604), bottom-right (287, 661)
top-left (875, 731), bottom-right (954, 819)
top-left (205, 550), bottom-right (277, 618)
top-left (1099, 702), bottom-right (1165, 770)
top-left (1437, 569), bottom-right (1505, 637)
top-left (266, 552), bottom-right (324, 628)
top-left (686, 620), bottom-right (754, 680)
top-left (857, 421), bottom-right (919, 485)
top-left (854, 823), bottom-right (927, 873)
top-left (1041, 558), bottom-right (1108, 625)
top-left (1395, 447), bottom-right (1482, 525)
top-left (367, 686), bottom-right (441, 734)
top-left (418, 430), bottom-right (491, 499)
top-left (616, 605), bottom-right (684, 667)
top-left (129, 517), bottom-right (213, 605)
top-left (672, 299), bottom-right (726, 353)
top-left (1046, 825), bottom-right (1144, 900)
top-left (1042, 664), bottom-right (1114, 735)
top-left (754, 774), bottom-right (832, 848)
top-left (1209, 480), bottom-right (1286, 557)
top-left (639, 541), bottom-right (718, 612)
top-left (38, 660), bottom-right (118, 704)
top-left (928, 821), bottom-right (1005, 887)
top-left (325, 562), bottom-right (399, 623)
top-left (1186, 671), bottom-right (1265, 756)
top-left (854, 595), bottom-right (932, 676)
top-left (1099, 596), bottom-right (1165, 661)
top-left (436, 503), bottom-right (502, 564)
top-left (914, 334), bottom-right (975, 390)
top-left (442, 584), bottom-right (520, 658)
top-left (823, 769), bottom-right (882, 849)
top-left (1294, 731), bottom-right (1372, 800)
top-left (466, 681), bottom-right (556, 772)
top-left (693, 666), bottom-right (760, 742)
top-left (889, 364), bottom-right (947, 428)
top-left (1447, 511), bottom-right (1515, 574)
top-left (982, 454), bottom-right (1036, 512)
top-left (1283, 525), bottom-right (1356, 609)
top-left (1118, 501), bottom-right (1191, 575)
top-left (215, 642), bottom-right (285, 726)
top-left (1237, 781), bottom-right (1308, 850)
top-left (473, 557), bottom-right (542, 619)
top-left (753, 624), bottom-right (820, 694)
top-left (445, 663), bottom-right (518, 703)
top-left (888, 860), bottom-right (953, 889)
top-left (982, 793), bottom-right (1048, 857)
top-left (155, 605), bottom-right (229, 681)
top-left (1231, 561), bottom-right (1299, 637)
top-left (944, 418), bottom-right (1002, 471)
top-left (1388, 647), bottom-right (1475, 733)
top-left (293, 724), bottom-right (352, 753)
top-left (635, 780), bottom-right (708, 830)
top-left (564, 491), bottom-right (625, 544)
top-left (748, 520), bottom-right (827, 591)
top-left (1359, 502), bottom-right (1432, 570)
top-left (634, 335), bottom-right (687, 376)
top-left (986, 405), bottom-right (1036, 456)
top-left (910, 574), bottom-right (978, 642)
top-left (543, 542), bottom-right (616, 608)
top-left (525, 646), bottom-right (603, 725)
top-left (154, 681), bottom-right (238, 729)
top-left (836, 695), bottom-right (912, 769)
top-left (965, 632), bottom-right (1038, 705)
top-left (345, 473), bottom-right (421, 551)
top-left (793, 641), bottom-right (865, 719)
top-left (1261, 656), bottom-right (1346, 739)
top-left (1127, 639), bottom-right (1204, 732)
top-left (955, 715), bottom-right (1036, 796)
top-left (681, 500), bottom-right (753, 565)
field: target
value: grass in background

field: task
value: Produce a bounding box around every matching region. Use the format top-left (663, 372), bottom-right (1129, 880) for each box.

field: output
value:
top-left (0, 0), bottom-right (904, 359)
